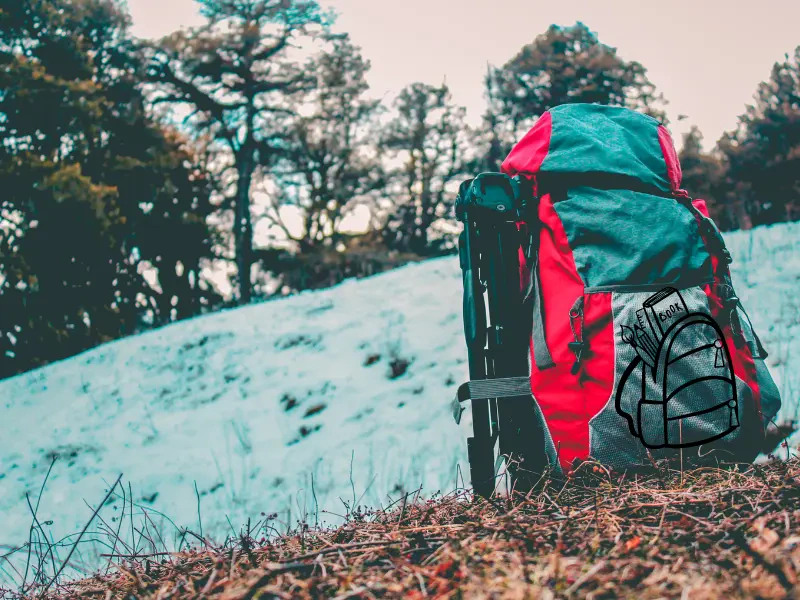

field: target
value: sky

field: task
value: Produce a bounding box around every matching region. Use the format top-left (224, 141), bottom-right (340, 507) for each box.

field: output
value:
top-left (126, 0), bottom-right (800, 150)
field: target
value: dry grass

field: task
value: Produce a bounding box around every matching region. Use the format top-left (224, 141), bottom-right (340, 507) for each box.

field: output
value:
top-left (17, 456), bottom-right (800, 599)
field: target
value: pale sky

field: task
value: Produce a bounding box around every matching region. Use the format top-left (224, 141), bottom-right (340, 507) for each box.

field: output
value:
top-left (127, 0), bottom-right (800, 149)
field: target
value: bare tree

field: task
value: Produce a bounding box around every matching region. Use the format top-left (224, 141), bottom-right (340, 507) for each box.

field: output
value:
top-left (267, 35), bottom-right (385, 254)
top-left (382, 83), bottom-right (473, 256)
top-left (147, 0), bottom-right (327, 304)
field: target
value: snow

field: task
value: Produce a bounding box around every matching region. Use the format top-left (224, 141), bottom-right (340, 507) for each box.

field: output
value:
top-left (0, 256), bottom-right (474, 583)
top-left (1, 221), bottom-right (799, 584)
top-left (725, 222), bottom-right (800, 420)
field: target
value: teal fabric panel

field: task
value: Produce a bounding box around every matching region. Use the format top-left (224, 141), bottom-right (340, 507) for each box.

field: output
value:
top-left (754, 358), bottom-right (781, 425)
top-left (554, 187), bottom-right (712, 287)
top-left (541, 104), bottom-right (671, 193)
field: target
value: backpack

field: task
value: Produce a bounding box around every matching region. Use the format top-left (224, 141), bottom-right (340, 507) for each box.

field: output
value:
top-left (500, 103), bottom-right (781, 471)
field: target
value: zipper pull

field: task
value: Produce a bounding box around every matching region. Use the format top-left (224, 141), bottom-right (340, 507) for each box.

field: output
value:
top-left (568, 341), bottom-right (585, 374)
top-left (714, 339), bottom-right (725, 368)
top-left (721, 292), bottom-right (744, 347)
top-left (569, 297), bottom-right (585, 374)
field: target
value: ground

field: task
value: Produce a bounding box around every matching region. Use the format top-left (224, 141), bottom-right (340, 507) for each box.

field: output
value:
top-left (21, 457), bottom-right (800, 599)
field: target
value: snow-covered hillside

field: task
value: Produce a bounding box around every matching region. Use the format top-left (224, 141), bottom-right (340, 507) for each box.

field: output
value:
top-left (0, 255), bottom-right (473, 583)
top-left (1, 221), bottom-right (799, 583)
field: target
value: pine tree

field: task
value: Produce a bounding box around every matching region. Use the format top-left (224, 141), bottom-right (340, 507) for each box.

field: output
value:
top-left (719, 46), bottom-right (800, 228)
top-left (256, 35), bottom-right (387, 294)
top-left (268, 35), bottom-right (384, 253)
top-left (677, 127), bottom-right (737, 230)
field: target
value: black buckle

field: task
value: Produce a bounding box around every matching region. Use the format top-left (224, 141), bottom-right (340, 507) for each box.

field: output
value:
top-left (454, 173), bottom-right (533, 223)
top-left (721, 247), bottom-right (733, 265)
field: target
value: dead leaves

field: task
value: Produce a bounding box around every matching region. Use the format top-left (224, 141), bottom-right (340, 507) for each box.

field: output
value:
top-left (50, 458), bottom-right (800, 599)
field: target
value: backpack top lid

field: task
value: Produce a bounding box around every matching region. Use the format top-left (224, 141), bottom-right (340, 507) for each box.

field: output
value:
top-left (501, 104), bottom-right (683, 197)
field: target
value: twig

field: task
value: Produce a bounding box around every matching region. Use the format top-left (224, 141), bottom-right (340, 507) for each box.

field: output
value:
top-left (565, 560), bottom-right (606, 596)
top-left (22, 454), bottom-right (58, 591)
top-left (349, 450), bottom-right (356, 510)
top-left (729, 529), bottom-right (792, 591)
top-left (279, 540), bottom-right (403, 564)
top-left (99, 552), bottom-right (174, 559)
top-left (42, 474), bottom-right (123, 594)
top-left (107, 481), bottom-right (126, 574)
top-left (241, 563), bottom-right (316, 600)
top-left (194, 481), bottom-right (204, 539)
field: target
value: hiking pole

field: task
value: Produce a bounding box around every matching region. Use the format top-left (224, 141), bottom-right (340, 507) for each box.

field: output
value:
top-left (452, 173), bottom-right (551, 499)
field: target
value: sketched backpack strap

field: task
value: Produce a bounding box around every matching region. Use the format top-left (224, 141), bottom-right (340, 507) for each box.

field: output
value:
top-left (616, 288), bottom-right (739, 451)
top-left (654, 312), bottom-right (738, 448)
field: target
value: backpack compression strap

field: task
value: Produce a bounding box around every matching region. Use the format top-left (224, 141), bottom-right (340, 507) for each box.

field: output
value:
top-left (522, 201), bottom-right (556, 371)
top-left (452, 376), bottom-right (533, 424)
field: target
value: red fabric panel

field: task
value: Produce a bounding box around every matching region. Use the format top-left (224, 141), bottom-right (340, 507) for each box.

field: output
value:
top-left (692, 199), bottom-right (764, 432)
top-left (693, 198), bottom-right (709, 215)
top-left (527, 194), bottom-right (614, 469)
top-left (657, 125), bottom-right (686, 197)
top-left (501, 112), bottom-right (553, 179)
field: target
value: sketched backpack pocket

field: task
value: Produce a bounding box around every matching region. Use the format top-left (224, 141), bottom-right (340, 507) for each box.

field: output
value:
top-left (616, 289), bottom-right (738, 449)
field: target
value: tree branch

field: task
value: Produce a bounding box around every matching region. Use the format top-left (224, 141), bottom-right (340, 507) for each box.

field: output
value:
top-left (252, 31), bottom-right (292, 62)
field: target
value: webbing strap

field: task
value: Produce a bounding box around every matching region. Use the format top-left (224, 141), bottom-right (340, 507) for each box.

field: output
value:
top-left (522, 216), bottom-right (555, 371)
top-left (452, 376), bottom-right (532, 424)
top-left (737, 300), bottom-right (769, 359)
top-left (530, 255), bottom-right (556, 370)
top-left (684, 201), bottom-right (732, 265)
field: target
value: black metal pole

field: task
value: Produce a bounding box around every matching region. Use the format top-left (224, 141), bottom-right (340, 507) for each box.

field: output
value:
top-left (459, 223), bottom-right (496, 499)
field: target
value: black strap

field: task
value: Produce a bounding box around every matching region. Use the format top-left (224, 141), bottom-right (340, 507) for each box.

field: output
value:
top-left (538, 172), bottom-right (672, 199)
top-left (681, 199), bottom-right (733, 266)
top-left (736, 300), bottom-right (769, 359)
top-left (452, 376), bottom-right (532, 424)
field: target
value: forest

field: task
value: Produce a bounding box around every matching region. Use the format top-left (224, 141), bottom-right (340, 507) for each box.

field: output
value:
top-left (1, 0), bottom-right (799, 378)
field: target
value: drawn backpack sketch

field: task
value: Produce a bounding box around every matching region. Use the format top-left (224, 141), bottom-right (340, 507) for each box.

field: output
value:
top-left (616, 288), bottom-right (739, 449)
top-left (499, 103), bottom-right (781, 471)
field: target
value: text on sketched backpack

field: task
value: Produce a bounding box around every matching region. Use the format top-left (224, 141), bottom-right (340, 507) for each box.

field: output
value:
top-left (502, 103), bottom-right (781, 471)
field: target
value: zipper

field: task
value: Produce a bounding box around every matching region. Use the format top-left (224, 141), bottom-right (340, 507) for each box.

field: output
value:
top-left (568, 281), bottom-right (714, 374)
top-left (568, 296), bottom-right (585, 375)
top-left (583, 278), bottom-right (714, 294)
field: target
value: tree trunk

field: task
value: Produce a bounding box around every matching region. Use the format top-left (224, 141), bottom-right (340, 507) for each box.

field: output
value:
top-left (235, 154), bottom-right (255, 305)
top-left (733, 196), bottom-right (753, 231)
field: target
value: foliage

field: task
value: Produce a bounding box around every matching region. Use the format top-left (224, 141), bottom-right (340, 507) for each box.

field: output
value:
top-left (718, 46), bottom-right (800, 229)
top-left (486, 22), bottom-right (665, 154)
top-left (0, 0), bottom-right (220, 378)
top-left (381, 83), bottom-right (473, 256)
top-left (257, 231), bottom-right (421, 295)
top-left (677, 126), bottom-right (736, 229)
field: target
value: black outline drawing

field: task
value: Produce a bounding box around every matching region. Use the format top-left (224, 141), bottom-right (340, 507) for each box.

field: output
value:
top-left (614, 287), bottom-right (738, 449)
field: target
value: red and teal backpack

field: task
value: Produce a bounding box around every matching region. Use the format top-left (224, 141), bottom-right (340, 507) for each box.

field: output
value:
top-left (502, 104), bottom-right (781, 472)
